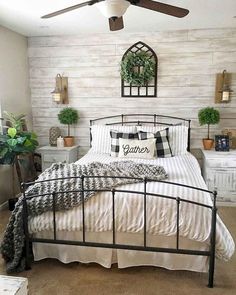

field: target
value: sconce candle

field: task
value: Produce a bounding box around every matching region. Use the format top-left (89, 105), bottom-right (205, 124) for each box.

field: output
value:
top-left (222, 90), bottom-right (230, 102)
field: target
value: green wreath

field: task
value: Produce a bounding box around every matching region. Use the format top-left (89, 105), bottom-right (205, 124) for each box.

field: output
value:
top-left (120, 51), bottom-right (155, 86)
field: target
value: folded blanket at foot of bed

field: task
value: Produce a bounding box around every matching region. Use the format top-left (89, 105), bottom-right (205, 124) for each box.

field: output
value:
top-left (0, 160), bottom-right (168, 273)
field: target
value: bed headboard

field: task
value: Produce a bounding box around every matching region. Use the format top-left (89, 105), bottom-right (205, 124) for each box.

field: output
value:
top-left (90, 114), bottom-right (191, 152)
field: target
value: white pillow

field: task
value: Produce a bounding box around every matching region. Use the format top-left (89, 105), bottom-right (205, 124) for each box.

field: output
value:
top-left (137, 125), bottom-right (189, 155)
top-left (169, 125), bottom-right (189, 156)
top-left (118, 138), bottom-right (156, 159)
top-left (91, 125), bottom-right (137, 154)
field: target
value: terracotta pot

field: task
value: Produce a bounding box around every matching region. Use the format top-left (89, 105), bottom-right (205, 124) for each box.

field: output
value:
top-left (202, 138), bottom-right (214, 150)
top-left (64, 136), bottom-right (74, 147)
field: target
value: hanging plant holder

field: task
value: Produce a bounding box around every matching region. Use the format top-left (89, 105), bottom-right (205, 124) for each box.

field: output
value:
top-left (120, 41), bottom-right (158, 97)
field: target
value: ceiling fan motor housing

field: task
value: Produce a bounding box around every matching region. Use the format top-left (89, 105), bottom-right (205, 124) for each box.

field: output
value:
top-left (95, 0), bottom-right (130, 18)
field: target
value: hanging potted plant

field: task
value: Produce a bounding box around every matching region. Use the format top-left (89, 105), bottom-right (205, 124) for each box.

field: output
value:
top-left (58, 107), bottom-right (79, 147)
top-left (198, 107), bottom-right (220, 150)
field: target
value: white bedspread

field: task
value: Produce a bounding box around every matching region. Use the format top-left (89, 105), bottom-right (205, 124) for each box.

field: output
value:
top-left (29, 151), bottom-right (235, 261)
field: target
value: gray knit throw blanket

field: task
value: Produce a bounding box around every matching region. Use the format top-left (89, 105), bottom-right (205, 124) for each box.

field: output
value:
top-left (1, 160), bottom-right (168, 273)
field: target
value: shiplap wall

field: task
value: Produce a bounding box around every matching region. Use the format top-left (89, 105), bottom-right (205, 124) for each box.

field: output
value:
top-left (28, 28), bottom-right (236, 157)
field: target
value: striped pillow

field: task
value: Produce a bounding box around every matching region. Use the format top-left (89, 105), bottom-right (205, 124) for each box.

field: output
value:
top-left (110, 130), bottom-right (139, 157)
top-left (138, 128), bottom-right (172, 158)
top-left (168, 125), bottom-right (189, 156)
top-left (137, 125), bottom-right (188, 155)
top-left (91, 125), bottom-right (137, 154)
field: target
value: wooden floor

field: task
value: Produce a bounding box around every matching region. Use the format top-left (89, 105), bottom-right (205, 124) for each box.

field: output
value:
top-left (0, 207), bottom-right (235, 295)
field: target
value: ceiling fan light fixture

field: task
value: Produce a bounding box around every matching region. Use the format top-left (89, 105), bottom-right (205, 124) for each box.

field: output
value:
top-left (95, 0), bottom-right (130, 18)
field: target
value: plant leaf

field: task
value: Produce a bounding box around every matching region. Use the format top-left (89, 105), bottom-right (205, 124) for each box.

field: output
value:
top-left (8, 128), bottom-right (17, 138)
top-left (0, 147), bottom-right (8, 158)
top-left (17, 137), bottom-right (26, 144)
top-left (7, 138), bottom-right (18, 147)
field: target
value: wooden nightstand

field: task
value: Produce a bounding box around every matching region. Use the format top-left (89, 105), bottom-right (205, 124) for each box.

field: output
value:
top-left (202, 149), bottom-right (236, 203)
top-left (38, 145), bottom-right (79, 171)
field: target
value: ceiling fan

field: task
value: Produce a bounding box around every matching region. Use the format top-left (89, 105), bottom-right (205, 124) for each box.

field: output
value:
top-left (41, 0), bottom-right (189, 31)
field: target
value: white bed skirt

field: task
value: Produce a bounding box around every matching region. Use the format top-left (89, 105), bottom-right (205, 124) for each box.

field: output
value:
top-left (33, 231), bottom-right (209, 273)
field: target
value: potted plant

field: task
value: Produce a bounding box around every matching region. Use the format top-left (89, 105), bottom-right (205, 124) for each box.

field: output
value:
top-left (58, 107), bottom-right (79, 147)
top-left (0, 112), bottom-right (38, 163)
top-left (198, 107), bottom-right (220, 150)
top-left (0, 112), bottom-right (38, 207)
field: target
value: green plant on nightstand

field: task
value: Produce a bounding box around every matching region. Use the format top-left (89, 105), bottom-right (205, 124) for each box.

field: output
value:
top-left (198, 107), bottom-right (220, 150)
top-left (58, 107), bottom-right (79, 147)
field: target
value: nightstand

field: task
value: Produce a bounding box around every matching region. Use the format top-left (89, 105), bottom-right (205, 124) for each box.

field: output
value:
top-left (38, 145), bottom-right (79, 171)
top-left (202, 149), bottom-right (236, 203)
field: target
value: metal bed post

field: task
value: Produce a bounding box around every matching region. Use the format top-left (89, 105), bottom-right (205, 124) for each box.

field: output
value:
top-left (176, 197), bottom-right (180, 250)
top-left (208, 191), bottom-right (217, 288)
top-left (187, 120), bottom-right (191, 152)
top-left (22, 182), bottom-right (31, 270)
top-left (143, 177), bottom-right (147, 248)
top-left (89, 120), bottom-right (92, 148)
top-left (112, 188), bottom-right (116, 245)
top-left (52, 192), bottom-right (57, 241)
top-left (154, 114), bottom-right (157, 126)
top-left (81, 175), bottom-right (86, 243)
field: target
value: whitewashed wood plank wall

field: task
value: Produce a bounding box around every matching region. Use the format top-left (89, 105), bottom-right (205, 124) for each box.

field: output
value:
top-left (28, 28), bottom-right (236, 157)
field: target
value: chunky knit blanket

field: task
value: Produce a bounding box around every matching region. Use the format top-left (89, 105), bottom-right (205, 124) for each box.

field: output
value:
top-left (1, 161), bottom-right (167, 273)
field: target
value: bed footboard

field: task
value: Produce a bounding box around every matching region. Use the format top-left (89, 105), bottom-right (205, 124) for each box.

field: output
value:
top-left (21, 176), bottom-right (217, 288)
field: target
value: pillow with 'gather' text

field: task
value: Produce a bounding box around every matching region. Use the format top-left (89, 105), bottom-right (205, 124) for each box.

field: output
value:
top-left (118, 138), bottom-right (156, 159)
top-left (110, 130), bottom-right (139, 157)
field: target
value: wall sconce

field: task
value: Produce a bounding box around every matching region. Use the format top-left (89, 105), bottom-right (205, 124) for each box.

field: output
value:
top-left (215, 70), bottom-right (233, 103)
top-left (51, 74), bottom-right (69, 104)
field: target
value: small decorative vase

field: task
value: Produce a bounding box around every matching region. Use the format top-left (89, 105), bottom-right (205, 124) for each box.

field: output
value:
top-left (202, 139), bottom-right (214, 150)
top-left (49, 127), bottom-right (61, 146)
top-left (64, 136), bottom-right (74, 147)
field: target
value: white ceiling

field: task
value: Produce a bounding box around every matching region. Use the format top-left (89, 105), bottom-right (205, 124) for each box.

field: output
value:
top-left (0, 0), bottom-right (235, 37)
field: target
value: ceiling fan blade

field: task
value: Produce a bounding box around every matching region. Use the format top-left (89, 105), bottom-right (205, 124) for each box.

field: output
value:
top-left (41, 0), bottom-right (102, 19)
top-left (131, 0), bottom-right (189, 18)
top-left (109, 17), bottom-right (124, 31)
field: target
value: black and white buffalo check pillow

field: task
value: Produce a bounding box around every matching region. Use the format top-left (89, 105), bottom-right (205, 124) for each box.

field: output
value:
top-left (110, 130), bottom-right (139, 157)
top-left (138, 128), bottom-right (172, 158)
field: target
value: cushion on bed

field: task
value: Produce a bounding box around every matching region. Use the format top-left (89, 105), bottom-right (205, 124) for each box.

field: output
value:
top-left (137, 125), bottom-right (188, 155)
top-left (118, 138), bottom-right (156, 159)
top-left (91, 125), bottom-right (137, 154)
top-left (110, 130), bottom-right (139, 157)
top-left (138, 128), bottom-right (172, 158)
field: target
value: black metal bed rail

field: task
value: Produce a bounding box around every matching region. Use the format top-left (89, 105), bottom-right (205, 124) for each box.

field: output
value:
top-left (21, 175), bottom-right (217, 288)
top-left (24, 175), bottom-right (212, 195)
top-left (90, 114), bottom-right (191, 124)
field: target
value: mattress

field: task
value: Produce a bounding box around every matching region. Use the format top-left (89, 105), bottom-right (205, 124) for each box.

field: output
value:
top-left (30, 151), bottom-right (235, 271)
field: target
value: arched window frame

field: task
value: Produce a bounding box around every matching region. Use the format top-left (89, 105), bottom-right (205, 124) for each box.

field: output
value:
top-left (121, 41), bottom-right (158, 97)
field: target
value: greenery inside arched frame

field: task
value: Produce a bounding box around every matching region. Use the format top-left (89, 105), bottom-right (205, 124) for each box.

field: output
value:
top-left (120, 41), bottom-right (158, 97)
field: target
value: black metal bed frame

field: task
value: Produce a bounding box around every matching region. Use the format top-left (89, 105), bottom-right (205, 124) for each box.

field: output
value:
top-left (22, 114), bottom-right (217, 288)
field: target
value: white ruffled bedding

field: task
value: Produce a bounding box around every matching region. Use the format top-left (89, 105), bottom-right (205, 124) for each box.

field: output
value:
top-left (29, 151), bottom-right (235, 261)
